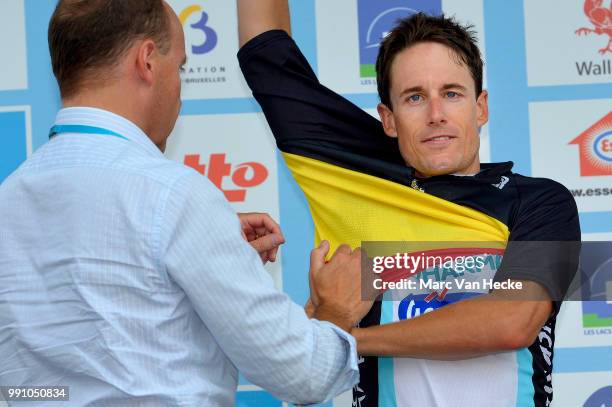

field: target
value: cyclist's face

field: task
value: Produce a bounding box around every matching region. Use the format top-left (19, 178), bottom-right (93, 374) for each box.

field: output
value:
top-left (378, 42), bottom-right (488, 177)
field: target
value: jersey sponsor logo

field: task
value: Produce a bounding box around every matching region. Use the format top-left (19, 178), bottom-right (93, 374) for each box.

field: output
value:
top-left (390, 249), bottom-right (502, 320)
top-left (356, 0), bottom-right (441, 80)
top-left (374, 248), bottom-right (503, 304)
top-left (569, 112), bottom-right (612, 176)
top-left (411, 252), bottom-right (502, 282)
top-left (398, 292), bottom-right (480, 320)
top-left (410, 179), bottom-right (425, 192)
top-left (584, 386), bottom-right (612, 407)
top-left (184, 153), bottom-right (269, 202)
top-left (492, 175), bottom-right (510, 190)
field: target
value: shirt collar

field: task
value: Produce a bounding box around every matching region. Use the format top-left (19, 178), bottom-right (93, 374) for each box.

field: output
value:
top-left (410, 161), bottom-right (514, 184)
top-left (54, 107), bottom-right (164, 158)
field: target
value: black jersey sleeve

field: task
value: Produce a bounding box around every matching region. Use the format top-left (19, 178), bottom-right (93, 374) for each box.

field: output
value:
top-left (238, 29), bottom-right (412, 185)
top-left (495, 177), bottom-right (581, 301)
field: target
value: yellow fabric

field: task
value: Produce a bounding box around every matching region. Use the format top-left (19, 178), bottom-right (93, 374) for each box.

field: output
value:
top-left (283, 152), bottom-right (510, 253)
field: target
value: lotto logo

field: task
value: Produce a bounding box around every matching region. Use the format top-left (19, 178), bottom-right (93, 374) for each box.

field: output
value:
top-left (184, 153), bottom-right (268, 202)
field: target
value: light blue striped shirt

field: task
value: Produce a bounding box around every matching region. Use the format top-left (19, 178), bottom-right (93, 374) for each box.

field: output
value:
top-left (0, 107), bottom-right (358, 406)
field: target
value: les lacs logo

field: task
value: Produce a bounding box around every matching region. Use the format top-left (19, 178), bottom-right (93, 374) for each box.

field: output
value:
top-left (184, 153), bottom-right (268, 202)
top-left (356, 0), bottom-right (442, 80)
top-left (580, 241), bottom-right (612, 330)
top-left (569, 111), bottom-right (612, 176)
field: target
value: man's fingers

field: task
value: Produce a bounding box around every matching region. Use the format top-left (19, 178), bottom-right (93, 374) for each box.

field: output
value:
top-left (254, 226), bottom-right (272, 238)
top-left (249, 233), bottom-right (284, 254)
top-left (259, 252), bottom-right (268, 264)
top-left (309, 241), bottom-right (328, 308)
top-left (259, 214), bottom-right (282, 235)
top-left (269, 246), bottom-right (279, 262)
top-left (264, 249), bottom-right (275, 263)
top-left (310, 240), bottom-right (330, 273)
top-left (329, 243), bottom-right (352, 263)
top-left (239, 213), bottom-right (283, 236)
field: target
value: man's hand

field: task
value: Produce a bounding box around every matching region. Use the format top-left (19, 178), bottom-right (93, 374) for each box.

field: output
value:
top-left (307, 241), bottom-right (374, 332)
top-left (238, 212), bottom-right (285, 264)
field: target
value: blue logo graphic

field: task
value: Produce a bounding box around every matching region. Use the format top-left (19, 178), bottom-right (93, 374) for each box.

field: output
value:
top-left (593, 130), bottom-right (612, 162)
top-left (179, 5), bottom-right (218, 55)
top-left (580, 241), bottom-right (612, 328)
top-left (398, 292), bottom-right (480, 320)
top-left (584, 386), bottom-right (612, 407)
top-left (0, 110), bottom-right (28, 183)
top-left (357, 0), bottom-right (442, 78)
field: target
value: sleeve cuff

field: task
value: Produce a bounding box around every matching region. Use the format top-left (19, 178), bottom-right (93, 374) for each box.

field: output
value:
top-left (237, 29), bottom-right (292, 63)
top-left (311, 319), bottom-right (360, 400)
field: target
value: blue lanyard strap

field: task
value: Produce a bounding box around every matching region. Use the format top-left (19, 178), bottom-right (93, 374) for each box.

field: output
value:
top-left (49, 124), bottom-right (128, 141)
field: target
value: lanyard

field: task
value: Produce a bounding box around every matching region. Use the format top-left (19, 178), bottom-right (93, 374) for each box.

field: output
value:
top-left (49, 124), bottom-right (128, 141)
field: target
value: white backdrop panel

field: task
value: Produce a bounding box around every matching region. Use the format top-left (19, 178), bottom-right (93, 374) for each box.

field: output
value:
top-left (168, 0), bottom-right (252, 99)
top-left (529, 99), bottom-right (612, 213)
top-left (552, 371), bottom-right (612, 407)
top-left (524, 0), bottom-right (612, 87)
top-left (0, 0), bottom-right (27, 91)
top-left (166, 113), bottom-right (282, 289)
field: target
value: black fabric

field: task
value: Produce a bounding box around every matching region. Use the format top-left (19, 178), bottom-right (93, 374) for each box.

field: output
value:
top-left (529, 311), bottom-right (557, 406)
top-left (239, 30), bottom-right (581, 407)
top-left (238, 30), bottom-right (412, 185)
top-left (354, 301), bottom-right (381, 406)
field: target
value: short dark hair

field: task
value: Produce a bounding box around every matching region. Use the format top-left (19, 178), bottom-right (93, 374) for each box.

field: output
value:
top-left (376, 13), bottom-right (483, 109)
top-left (48, 0), bottom-right (171, 98)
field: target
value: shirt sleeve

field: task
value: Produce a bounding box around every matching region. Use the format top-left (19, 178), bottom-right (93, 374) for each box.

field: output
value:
top-left (159, 170), bottom-right (358, 404)
top-left (495, 177), bottom-right (581, 302)
top-left (238, 29), bottom-right (413, 185)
